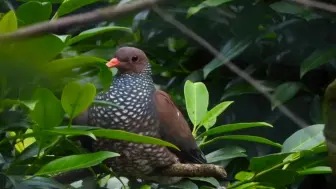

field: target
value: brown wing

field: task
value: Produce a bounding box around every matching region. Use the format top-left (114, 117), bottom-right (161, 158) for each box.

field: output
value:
top-left (153, 90), bottom-right (206, 164)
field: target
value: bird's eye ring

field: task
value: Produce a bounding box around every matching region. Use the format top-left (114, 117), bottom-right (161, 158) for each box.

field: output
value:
top-left (131, 56), bottom-right (138, 62)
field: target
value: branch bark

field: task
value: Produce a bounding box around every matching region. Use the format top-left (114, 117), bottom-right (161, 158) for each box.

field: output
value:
top-left (52, 163), bottom-right (226, 185)
top-left (0, 0), bottom-right (164, 42)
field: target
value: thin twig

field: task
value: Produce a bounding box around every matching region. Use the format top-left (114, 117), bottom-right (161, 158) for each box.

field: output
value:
top-left (0, 0), bottom-right (164, 42)
top-left (153, 6), bottom-right (309, 129)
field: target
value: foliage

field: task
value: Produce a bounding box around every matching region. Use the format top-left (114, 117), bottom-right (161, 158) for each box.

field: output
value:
top-left (0, 0), bottom-right (335, 188)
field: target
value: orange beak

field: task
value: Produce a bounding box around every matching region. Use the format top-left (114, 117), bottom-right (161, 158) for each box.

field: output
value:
top-left (106, 58), bottom-right (120, 68)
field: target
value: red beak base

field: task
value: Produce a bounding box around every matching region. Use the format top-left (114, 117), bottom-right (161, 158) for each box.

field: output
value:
top-left (106, 58), bottom-right (120, 68)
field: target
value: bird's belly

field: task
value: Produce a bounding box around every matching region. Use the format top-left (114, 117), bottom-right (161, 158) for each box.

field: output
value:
top-left (89, 102), bottom-right (179, 177)
top-left (92, 138), bottom-right (178, 177)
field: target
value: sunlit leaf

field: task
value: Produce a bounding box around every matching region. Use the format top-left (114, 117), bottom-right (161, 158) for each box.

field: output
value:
top-left (30, 88), bottom-right (64, 129)
top-left (35, 151), bottom-right (119, 175)
top-left (200, 101), bottom-right (233, 129)
top-left (0, 10), bottom-right (17, 33)
top-left (61, 81), bottom-right (96, 119)
top-left (282, 124), bottom-right (325, 153)
top-left (235, 171), bottom-right (254, 181)
top-left (184, 80), bottom-right (209, 126)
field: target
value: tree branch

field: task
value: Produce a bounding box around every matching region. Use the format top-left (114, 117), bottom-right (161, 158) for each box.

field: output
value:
top-left (160, 163), bottom-right (227, 179)
top-left (52, 163), bottom-right (226, 185)
top-left (0, 0), bottom-right (165, 42)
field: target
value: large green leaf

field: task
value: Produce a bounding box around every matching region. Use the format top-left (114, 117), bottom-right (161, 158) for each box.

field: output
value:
top-left (271, 82), bottom-right (302, 110)
top-left (16, 1), bottom-right (52, 26)
top-left (202, 135), bottom-right (282, 148)
top-left (250, 153), bottom-right (291, 172)
top-left (45, 56), bottom-right (107, 73)
top-left (30, 88), bottom-right (64, 129)
top-left (91, 129), bottom-right (179, 150)
top-left (184, 80), bottom-right (209, 126)
top-left (68, 26), bottom-right (133, 45)
top-left (282, 124), bottom-right (325, 153)
top-left (300, 48), bottom-right (336, 78)
top-left (45, 128), bottom-right (96, 140)
top-left (55, 0), bottom-right (99, 17)
top-left (205, 146), bottom-right (247, 163)
top-left (200, 101), bottom-right (233, 130)
top-left (187, 0), bottom-right (234, 17)
top-left (35, 151), bottom-right (119, 175)
top-left (203, 38), bottom-right (251, 78)
top-left (0, 10), bottom-right (17, 33)
top-left (61, 81), bottom-right (96, 119)
top-left (198, 122), bottom-right (273, 138)
top-left (4, 34), bottom-right (65, 64)
top-left (99, 66), bottom-right (113, 91)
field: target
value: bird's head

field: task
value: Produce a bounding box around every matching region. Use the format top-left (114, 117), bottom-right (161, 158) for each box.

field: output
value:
top-left (106, 47), bottom-right (151, 75)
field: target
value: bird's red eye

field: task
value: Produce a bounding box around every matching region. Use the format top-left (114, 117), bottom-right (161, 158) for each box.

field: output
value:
top-left (131, 56), bottom-right (138, 62)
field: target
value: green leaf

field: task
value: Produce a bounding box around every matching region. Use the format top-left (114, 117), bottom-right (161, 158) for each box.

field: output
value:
top-left (2, 99), bottom-right (37, 110)
top-left (250, 153), bottom-right (292, 173)
top-left (200, 101), bottom-right (233, 129)
top-left (30, 88), bottom-right (64, 129)
top-left (202, 135), bottom-right (282, 148)
top-left (187, 0), bottom-right (233, 17)
top-left (0, 10), bottom-right (17, 33)
top-left (300, 48), bottom-right (336, 78)
top-left (282, 124), bottom-right (325, 153)
top-left (203, 38), bottom-right (251, 78)
top-left (16, 1), bottom-right (52, 26)
top-left (270, 1), bottom-right (321, 21)
top-left (170, 180), bottom-right (198, 189)
top-left (184, 80), bottom-right (209, 126)
top-left (35, 151), bottom-right (119, 175)
top-left (298, 166), bottom-right (332, 175)
top-left (7, 34), bottom-right (65, 64)
top-left (45, 128), bottom-right (96, 140)
top-left (61, 81), bottom-right (96, 119)
top-left (91, 129), bottom-right (179, 150)
top-left (235, 171), bottom-right (255, 181)
top-left (92, 100), bottom-right (118, 107)
top-left (68, 26), bottom-right (133, 45)
top-left (45, 56), bottom-right (107, 73)
top-left (199, 122), bottom-right (273, 138)
top-left (205, 146), bottom-right (247, 163)
top-left (99, 66), bottom-right (113, 91)
top-left (271, 82), bottom-right (302, 110)
top-left (189, 177), bottom-right (220, 187)
top-left (256, 170), bottom-right (298, 186)
top-left (55, 0), bottom-right (99, 17)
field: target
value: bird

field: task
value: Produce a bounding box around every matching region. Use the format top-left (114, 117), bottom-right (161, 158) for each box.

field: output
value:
top-left (74, 46), bottom-right (206, 184)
